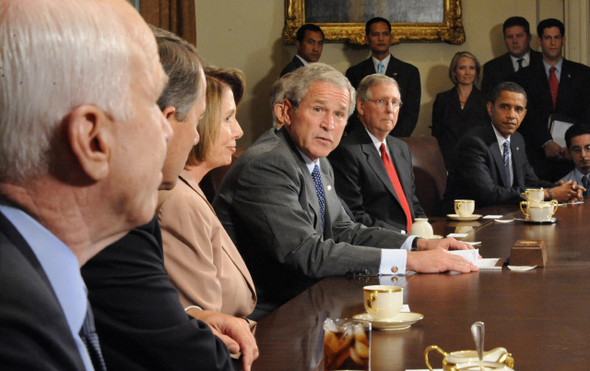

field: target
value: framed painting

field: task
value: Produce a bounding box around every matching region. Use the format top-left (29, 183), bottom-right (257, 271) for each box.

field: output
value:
top-left (284, 0), bottom-right (465, 45)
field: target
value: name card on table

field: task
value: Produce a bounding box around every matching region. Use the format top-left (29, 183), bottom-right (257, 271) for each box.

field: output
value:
top-left (510, 240), bottom-right (547, 267)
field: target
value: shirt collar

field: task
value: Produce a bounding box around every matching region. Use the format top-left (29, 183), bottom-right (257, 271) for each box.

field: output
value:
top-left (372, 54), bottom-right (391, 72)
top-left (491, 123), bottom-right (510, 148)
top-left (364, 127), bottom-right (391, 157)
top-left (510, 51), bottom-right (531, 71)
top-left (0, 204), bottom-right (93, 370)
top-left (295, 54), bottom-right (310, 66)
top-left (543, 57), bottom-right (563, 81)
top-left (296, 147), bottom-right (320, 174)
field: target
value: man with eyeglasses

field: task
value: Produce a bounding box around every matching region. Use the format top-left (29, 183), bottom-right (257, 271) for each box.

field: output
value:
top-left (560, 125), bottom-right (590, 196)
top-left (329, 74), bottom-right (426, 234)
top-left (443, 82), bottom-right (583, 211)
top-left (214, 63), bottom-right (478, 320)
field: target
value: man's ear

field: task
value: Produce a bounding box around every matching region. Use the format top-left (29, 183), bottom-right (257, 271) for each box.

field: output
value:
top-left (67, 105), bottom-right (113, 181)
top-left (273, 103), bottom-right (285, 127)
top-left (486, 101), bottom-right (493, 117)
top-left (282, 99), bottom-right (294, 127)
top-left (357, 99), bottom-right (366, 116)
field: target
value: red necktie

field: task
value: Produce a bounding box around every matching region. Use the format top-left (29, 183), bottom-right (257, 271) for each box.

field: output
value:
top-left (380, 143), bottom-right (412, 232)
top-left (549, 66), bottom-right (558, 109)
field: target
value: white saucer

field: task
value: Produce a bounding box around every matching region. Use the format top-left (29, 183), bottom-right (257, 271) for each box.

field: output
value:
top-left (352, 312), bottom-right (424, 331)
top-left (447, 214), bottom-right (482, 221)
top-left (427, 234), bottom-right (443, 240)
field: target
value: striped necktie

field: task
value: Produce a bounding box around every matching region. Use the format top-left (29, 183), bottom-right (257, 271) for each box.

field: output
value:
top-left (80, 302), bottom-right (107, 371)
top-left (549, 66), bottom-right (558, 109)
top-left (503, 140), bottom-right (511, 186)
top-left (377, 61), bottom-right (385, 74)
top-left (311, 164), bottom-right (325, 231)
top-left (582, 176), bottom-right (590, 197)
top-left (380, 143), bottom-right (412, 232)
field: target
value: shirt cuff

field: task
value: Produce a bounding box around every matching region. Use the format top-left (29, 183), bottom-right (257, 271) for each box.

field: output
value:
top-left (184, 305), bottom-right (202, 312)
top-left (379, 248), bottom-right (407, 275)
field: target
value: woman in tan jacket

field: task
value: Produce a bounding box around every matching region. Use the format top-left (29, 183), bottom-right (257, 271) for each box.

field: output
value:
top-left (157, 68), bottom-right (256, 319)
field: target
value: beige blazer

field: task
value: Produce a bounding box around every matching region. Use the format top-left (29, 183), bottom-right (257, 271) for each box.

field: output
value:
top-left (157, 169), bottom-right (256, 317)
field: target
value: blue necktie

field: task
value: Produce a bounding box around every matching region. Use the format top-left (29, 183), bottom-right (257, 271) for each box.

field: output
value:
top-left (311, 164), bottom-right (325, 231)
top-left (503, 140), bottom-right (511, 186)
top-left (377, 61), bottom-right (385, 74)
top-left (80, 302), bottom-right (107, 371)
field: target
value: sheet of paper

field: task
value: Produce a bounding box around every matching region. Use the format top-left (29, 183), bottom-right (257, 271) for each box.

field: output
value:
top-left (447, 233), bottom-right (468, 238)
top-left (483, 215), bottom-right (503, 219)
top-left (449, 249), bottom-right (479, 263)
top-left (477, 258), bottom-right (501, 270)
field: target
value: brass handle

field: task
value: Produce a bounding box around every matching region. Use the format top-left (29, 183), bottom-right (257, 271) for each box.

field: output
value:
top-left (520, 201), bottom-right (530, 218)
top-left (366, 293), bottom-right (377, 315)
top-left (424, 345), bottom-right (447, 371)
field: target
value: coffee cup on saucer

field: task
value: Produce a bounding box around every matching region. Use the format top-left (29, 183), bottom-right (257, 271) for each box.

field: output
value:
top-left (454, 200), bottom-right (475, 217)
top-left (363, 285), bottom-right (403, 320)
top-left (524, 188), bottom-right (544, 203)
top-left (520, 200), bottom-right (558, 222)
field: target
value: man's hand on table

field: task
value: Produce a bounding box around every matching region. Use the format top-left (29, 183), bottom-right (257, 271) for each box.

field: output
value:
top-left (187, 309), bottom-right (259, 371)
top-left (408, 237), bottom-right (479, 273)
top-left (551, 180), bottom-right (584, 203)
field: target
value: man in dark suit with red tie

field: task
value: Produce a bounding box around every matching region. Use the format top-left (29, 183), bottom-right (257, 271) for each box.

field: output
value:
top-left (481, 16), bottom-right (543, 97)
top-left (329, 74), bottom-right (426, 234)
top-left (512, 18), bottom-right (590, 181)
top-left (345, 17), bottom-right (421, 137)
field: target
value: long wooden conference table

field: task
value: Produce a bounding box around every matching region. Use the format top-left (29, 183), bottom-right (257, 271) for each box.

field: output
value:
top-left (250, 202), bottom-right (590, 370)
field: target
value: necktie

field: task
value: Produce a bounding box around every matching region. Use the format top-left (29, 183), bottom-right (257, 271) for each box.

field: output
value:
top-left (377, 61), bottom-right (384, 74)
top-left (311, 164), bottom-right (325, 231)
top-left (549, 66), bottom-right (558, 109)
top-left (582, 176), bottom-right (590, 196)
top-left (516, 58), bottom-right (524, 71)
top-left (503, 140), bottom-right (511, 186)
top-left (380, 143), bottom-right (412, 232)
top-left (80, 302), bottom-right (107, 371)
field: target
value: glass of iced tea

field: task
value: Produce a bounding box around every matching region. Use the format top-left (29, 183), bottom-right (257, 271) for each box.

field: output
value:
top-left (323, 318), bottom-right (371, 370)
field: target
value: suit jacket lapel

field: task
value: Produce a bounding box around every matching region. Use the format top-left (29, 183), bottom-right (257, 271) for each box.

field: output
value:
top-left (358, 130), bottom-right (400, 202)
top-left (386, 137), bottom-right (412, 209)
top-left (385, 54), bottom-right (400, 79)
top-left (510, 137), bottom-right (527, 188)
top-left (557, 59), bottom-right (573, 109)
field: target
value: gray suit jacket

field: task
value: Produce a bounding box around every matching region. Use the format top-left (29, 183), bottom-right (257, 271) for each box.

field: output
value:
top-left (328, 126), bottom-right (425, 232)
top-left (213, 128), bottom-right (409, 317)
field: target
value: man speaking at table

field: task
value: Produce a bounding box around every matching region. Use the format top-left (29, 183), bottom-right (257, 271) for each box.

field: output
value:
top-left (444, 82), bottom-right (582, 210)
top-left (214, 64), bottom-right (477, 320)
top-left (329, 74), bottom-right (426, 233)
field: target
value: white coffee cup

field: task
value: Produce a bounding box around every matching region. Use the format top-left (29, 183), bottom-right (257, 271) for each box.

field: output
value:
top-left (454, 200), bottom-right (475, 217)
top-left (524, 188), bottom-right (544, 203)
top-left (520, 200), bottom-right (558, 222)
top-left (363, 285), bottom-right (403, 320)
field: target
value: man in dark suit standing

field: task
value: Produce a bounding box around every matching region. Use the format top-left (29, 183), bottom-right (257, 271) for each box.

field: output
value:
top-left (346, 17), bottom-right (421, 137)
top-left (280, 24), bottom-right (324, 77)
top-left (444, 82), bottom-right (581, 210)
top-left (512, 18), bottom-right (590, 181)
top-left (0, 0), bottom-right (173, 369)
top-left (481, 16), bottom-right (543, 96)
top-left (214, 63), bottom-right (477, 320)
top-left (329, 74), bottom-right (426, 234)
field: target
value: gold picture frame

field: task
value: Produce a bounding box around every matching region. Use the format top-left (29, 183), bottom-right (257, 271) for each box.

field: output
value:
top-left (284, 0), bottom-right (465, 45)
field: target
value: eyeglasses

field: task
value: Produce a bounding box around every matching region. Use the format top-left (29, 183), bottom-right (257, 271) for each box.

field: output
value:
top-left (570, 144), bottom-right (590, 154)
top-left (368, 99), bottom-right (403, 109)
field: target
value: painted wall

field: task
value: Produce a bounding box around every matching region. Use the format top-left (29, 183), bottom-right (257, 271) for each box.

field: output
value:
top-left (195, 0), bottom-right (564, 146)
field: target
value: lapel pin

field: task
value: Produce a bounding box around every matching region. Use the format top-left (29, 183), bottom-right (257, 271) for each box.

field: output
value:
top-left (327, 185), bottom-right (332, 191)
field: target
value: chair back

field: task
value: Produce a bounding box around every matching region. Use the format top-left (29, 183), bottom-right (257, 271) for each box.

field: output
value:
top-left (398, 136), bottom-right (447, 217)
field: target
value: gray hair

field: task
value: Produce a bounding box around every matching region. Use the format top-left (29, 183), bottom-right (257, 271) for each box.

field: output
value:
top-left (356, 74), bottom-right (399, 102)
top-left (151, 25), bottom-right (203, 122)
top-left (283, 63), bottom-right (356, 118)
top-left (0, 0), bottom-right (150, 182)
top-left (270, 72), bottom-right (293, 127)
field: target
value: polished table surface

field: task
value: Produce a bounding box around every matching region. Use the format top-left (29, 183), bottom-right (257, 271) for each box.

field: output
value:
top-left (252, 203), bottom-right (590, 370)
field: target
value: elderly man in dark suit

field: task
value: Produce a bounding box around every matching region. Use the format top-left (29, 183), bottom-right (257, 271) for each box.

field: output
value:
top-left (481, 16), bottom-right (543, 96)
top-left (329, 74), bottom-right (426, 234)
top-left (280, 24), bottom-right (324, 77)
top-left (0, 0), bottom-right (173, 369)
top-left (214, 63), bottom-right (477, 320)
top-left (345, 17), bottom-right (421, 137)
top-left (444, 82), bottom-right (582, 211)
top-left (511, 18), bottom-right (590, 182)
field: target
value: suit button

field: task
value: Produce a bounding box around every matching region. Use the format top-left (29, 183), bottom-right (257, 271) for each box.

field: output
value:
top-left (391, 266), bottom-right (399, 273)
